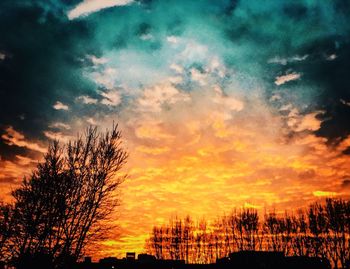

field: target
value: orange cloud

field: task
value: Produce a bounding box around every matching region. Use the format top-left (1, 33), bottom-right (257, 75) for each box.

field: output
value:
top-left (0, 155), bottom-right (38, 201)
top-left (1, 126), bottom-right (46, 153)
top-left (87, 82), bottom-right (350, 259)
top-left (2, 79), bottom-right (350, 260)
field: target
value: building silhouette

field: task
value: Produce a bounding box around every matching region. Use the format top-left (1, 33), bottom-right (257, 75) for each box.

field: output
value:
top-left (74, 251), bottom-right (331, 269)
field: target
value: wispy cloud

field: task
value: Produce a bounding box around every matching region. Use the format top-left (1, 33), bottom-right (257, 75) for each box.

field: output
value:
top-left (88, 55), bottom-right (108, 65)
top-left (68, 0), bottom-right (134, 20)
top-left (0, 159), bottom-right (32, 185)
top-left (340, 99), bottom-right (350, 106)
top-left (275, 72), bottom-right (301, 86)
top-left (137, 83), bottom-right (190, 113)
top-left (0, 52), bottom-right (6, 61)
top-left (1, 126), bottom-right (46, 153)
top-left (100, 90), bottom-right (122, 106)
top-left (43, 130), bottom-right (74, 143)
top-left (268, 55), bottom-right (308, 65)
top-left (287, 111), bottom-right (324, 132)
top-left (49, 122), bottom-right (71, 130)
top-left (0, 154), bottom-right (39, 199)
top-left (326, 54), bottom-right (337, 61)
top-left (76, 95), bottom-right (98, 105)
top-left (53, 101), bottom-right (69, 110)
top-left (213, 86), bottom-right (244, 112)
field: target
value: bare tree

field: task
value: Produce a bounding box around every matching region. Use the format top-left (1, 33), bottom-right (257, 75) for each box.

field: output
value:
top-left (264, 211), bottom-right (284, 252)
top-left (236, 208), bottom-right (260, 251)
top-left (145, 198), bottom-right (350, 268)
top-left (3, 125), bottom-right (127, 268)
top-left (183, 215), bottom-right (194, 263)
top-left (324, 198), bottom-right (350, 269)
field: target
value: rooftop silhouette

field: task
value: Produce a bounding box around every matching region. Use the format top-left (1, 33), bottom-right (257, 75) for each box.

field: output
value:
top-left (71, 251), bottom-right (331, 269)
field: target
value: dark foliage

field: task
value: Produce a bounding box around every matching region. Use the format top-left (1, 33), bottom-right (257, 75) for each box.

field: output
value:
top-left (0, 125), bottom-right (128, 268)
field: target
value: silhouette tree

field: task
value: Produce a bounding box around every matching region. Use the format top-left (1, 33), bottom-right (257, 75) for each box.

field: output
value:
top-left (238, 208), bottom-right (260, 251)
top-left (145, 199), bottom-right (350, 268)
top-left (0, 203), bottom-right (15, 262)
top-left (323, 198), bottom-right (350, 269)
top-left (264, 211), bottom-right (284, 252)
top-left (183, 216), bottom-right (194, 263)
top-left (1, 125), bottom-right (127, 268)
top-left (308, 202), bottom-right (327, 259)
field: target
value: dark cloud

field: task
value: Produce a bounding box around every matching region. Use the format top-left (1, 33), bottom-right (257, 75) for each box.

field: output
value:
top-left (0, 1), bottom-right (98, 159)
top-left (341, 179), bottom-right (350, 189)
top-left (285, 37), bottom-right (350, 142)
top-left (343, 147), bottom-right (350, 155)
top-left (220, 0), bottom-right (350, 143)
top-left (0, 140), bottom-right (33, 163)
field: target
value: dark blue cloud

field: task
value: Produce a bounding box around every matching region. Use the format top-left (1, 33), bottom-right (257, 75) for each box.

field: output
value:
top-left (0, 1), bottom-right (96, 139)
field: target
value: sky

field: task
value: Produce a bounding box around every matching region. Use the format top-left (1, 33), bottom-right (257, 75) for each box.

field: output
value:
top-left (1, 0), bottom-right (350, 259)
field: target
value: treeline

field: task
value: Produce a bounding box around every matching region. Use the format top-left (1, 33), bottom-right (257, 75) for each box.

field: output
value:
top-left (145, 198), bottom-right (350, 268)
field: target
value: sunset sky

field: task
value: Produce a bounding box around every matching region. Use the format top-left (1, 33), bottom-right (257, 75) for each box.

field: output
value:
top-left (1, 0), bottom-right (350, 259)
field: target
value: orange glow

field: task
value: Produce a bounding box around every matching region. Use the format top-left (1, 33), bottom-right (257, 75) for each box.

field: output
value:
top-left (1, 85), bottom-right (350, 260)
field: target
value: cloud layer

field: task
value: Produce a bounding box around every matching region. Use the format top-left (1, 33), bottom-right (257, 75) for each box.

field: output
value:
top-left (1, 0), bottom-right (350, 259)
